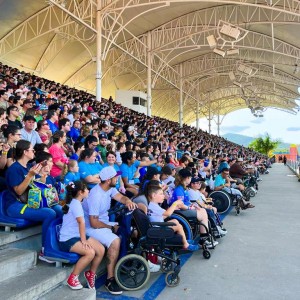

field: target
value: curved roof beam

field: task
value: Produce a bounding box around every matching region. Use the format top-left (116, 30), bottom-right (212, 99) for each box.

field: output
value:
top-left (104, 0), bottom-right (300, 18)
top-left (150, 4), bottom-right (300, 51)
top-left (0, 5), bottom-right (74, 58)
top-left (179, 56), bottom-right (299, 87)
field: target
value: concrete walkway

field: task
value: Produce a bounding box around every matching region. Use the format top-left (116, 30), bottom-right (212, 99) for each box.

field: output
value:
top-left (157, 163), bottom-right (300, 300)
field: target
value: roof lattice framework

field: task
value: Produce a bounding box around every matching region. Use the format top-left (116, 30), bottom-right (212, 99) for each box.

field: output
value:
top-left (1, 0), bottom-right (300, 123)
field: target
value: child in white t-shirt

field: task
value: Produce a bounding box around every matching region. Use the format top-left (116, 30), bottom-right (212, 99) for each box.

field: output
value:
top-left (59, 181), bottom-right (105, 290)
top-left (147, 185), bottom-right (199, 251)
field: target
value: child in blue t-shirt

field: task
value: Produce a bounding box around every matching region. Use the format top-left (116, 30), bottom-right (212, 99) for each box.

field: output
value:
top-left (59, 181), bottom-right (105, 290)
top-left (64, 160), bottom-right (80, 185)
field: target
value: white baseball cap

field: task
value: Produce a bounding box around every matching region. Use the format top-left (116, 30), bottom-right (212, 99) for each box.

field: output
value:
top-left (99, 166), bottom-right (121, 181)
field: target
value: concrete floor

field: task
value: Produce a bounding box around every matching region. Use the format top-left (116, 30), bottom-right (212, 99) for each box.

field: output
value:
top-left (96, 163), bottom-right (300, 300)
top-left (157, 163), bottom-right (300, 300)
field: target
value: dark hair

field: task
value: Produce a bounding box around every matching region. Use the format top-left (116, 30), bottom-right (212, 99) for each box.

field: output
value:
top-left (121, 151), bottom-right (134, 164)
top-left (79, 148), bottom-right (94, 161)
top-left (0, 107), bottom-right (6, 117)
top-left (14, 140), bottom-right (31, 160)
top-left (200, 182), bottom-right (206, 190)
top-left (74, 141), bottom-right (84, 152)
top-left (84, 135), bottom-right (98, 148)
top-left (2, 124), bottom-right (19, 139)
top-left (146, 185), bottom-right (163, 202)
top-left (116, 142), bottom-right (125, 151)
top-left (35, 151), bottom-right (52, 164)
top-left (34, 143), bottom-right (48, 154)
top-left (106, 150), bottom-right (116, 158)
top-left (46, 109), bottom-right (57, 120)
top-left (52, 130), bottom-right (64, 143)
top-left (62, 181), bottom-right (87, 214)
top-left (37, 119), bottom-right (46, 130)
top-left (58, 118), bottom-right (70, 129)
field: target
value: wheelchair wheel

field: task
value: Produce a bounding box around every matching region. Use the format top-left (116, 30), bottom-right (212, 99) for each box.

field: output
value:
top-left (161, 258), bottom-right (175, 273)
top-left (170, 213), bottom-right (194, 240)
top-left (115, 254), bottom-right (150, 291)
top-left (165, 271), bottom-right (180, 287)
top-left (209, 191), bottom-right (231, 214)
top-left (203, 250), bottom-right (211, 259)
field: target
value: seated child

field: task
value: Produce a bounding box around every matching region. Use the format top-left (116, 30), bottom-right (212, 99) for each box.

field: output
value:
top-left (188, 179), bottom-right (227, 236)
top-left (146, 185), bottom-right (199, 251)
top-left (64, 159), bottom-right (80, 185)
top-left (59, 181), bottom-right (105, 290)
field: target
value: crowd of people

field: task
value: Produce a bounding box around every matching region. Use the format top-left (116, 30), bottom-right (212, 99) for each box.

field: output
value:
top-left (0, 62), bottom-right (270, 294)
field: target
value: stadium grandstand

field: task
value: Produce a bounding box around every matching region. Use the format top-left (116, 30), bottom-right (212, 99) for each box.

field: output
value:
top-left (0, 1), bottom-right (300, 300)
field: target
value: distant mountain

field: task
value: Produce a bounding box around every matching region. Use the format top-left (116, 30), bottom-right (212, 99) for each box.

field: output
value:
top-left (222, 133), bottom-right (254, 147)
top-left (222, 133), bottom-right (298, 152)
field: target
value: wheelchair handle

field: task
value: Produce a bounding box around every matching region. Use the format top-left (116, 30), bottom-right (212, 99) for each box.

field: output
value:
top-left (151, 221), bottom-right (176, 227)
top-left (108, 204), bottom-right (128, 216)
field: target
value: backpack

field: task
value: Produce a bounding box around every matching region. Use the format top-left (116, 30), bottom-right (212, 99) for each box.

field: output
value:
top-left (27, 181), bottom-right (59, 209)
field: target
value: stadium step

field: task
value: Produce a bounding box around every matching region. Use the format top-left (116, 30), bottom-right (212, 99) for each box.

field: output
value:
top-left (40, 285), bottom-right (96, 300)
top-left (0, 264), bottom-right (70, 300)
top-left (0, 225), bottom-right (42, 251)
top-left (0, 248), bottom-right (36, 283)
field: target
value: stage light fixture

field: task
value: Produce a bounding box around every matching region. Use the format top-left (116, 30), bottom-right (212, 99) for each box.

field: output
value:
top-left (213, 48), bottom-right (226, 57)
top-left (227, 48), bottom-right (239, 55)
top-left (228, 71), bottom-right (236, 81)
top-left (238, 64), bottom-right (253, 76)
top-left (207, 35), bottom-right (217, 48)
top-left (220, 24), bottom-right (241, 40)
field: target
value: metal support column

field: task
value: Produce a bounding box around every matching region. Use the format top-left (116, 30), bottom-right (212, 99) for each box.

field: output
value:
top-left (179, 63), bottom-right (183, 127)
top-left (96, 0), bottom-right (102, 101)
top-left (147, 31), bottom-right (152, 116)
top-left (217, 113), bottom-right (220, 136)
top-left (208, 101), bottom-right (211, 134)
top-left (196, 101), bottom-right (200, 130)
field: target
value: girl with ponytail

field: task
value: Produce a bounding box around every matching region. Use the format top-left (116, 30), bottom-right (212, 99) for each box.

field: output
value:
top-left (59, 181), bottom-right (105, 290)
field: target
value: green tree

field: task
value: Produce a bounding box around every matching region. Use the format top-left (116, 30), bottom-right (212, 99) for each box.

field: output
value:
top-left (249, 133), bottom-right (281, 156)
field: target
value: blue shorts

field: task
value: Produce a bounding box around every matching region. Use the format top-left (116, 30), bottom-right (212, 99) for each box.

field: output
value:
top-left (59, 235), bottom-right (89, 252)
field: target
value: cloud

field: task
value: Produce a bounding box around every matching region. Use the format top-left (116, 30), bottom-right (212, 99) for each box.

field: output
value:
top-left (286, 127), bottom-right (300, 132)
top-left (250, 118), bottom-right (265, 124)
top-left (221, 125), bottom-right (250, 133)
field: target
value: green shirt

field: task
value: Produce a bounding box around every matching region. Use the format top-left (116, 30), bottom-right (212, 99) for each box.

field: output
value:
top-left (96, 145), bottom-right (107, 163)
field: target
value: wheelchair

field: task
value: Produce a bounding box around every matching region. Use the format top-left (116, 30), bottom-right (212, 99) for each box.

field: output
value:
top-left (209, 190), bottom-right (243, 215)
top-left (113, 207), bottom-right (191, 290)
top-left (243, 175), bottom-right (258, 198)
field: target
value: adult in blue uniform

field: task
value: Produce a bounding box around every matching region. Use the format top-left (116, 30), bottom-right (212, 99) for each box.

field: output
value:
top-left (5, 140), bottom-right (62, 262)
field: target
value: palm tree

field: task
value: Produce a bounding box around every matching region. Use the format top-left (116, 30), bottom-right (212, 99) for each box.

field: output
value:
top-left (249, 133), bottom-right (281, 156)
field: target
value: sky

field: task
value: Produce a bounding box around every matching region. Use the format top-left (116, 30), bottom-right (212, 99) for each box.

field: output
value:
top-left (194, 106), bottom-right (300, 145)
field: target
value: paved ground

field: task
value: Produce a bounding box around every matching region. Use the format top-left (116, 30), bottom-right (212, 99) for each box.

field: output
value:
top-left (97, 163), bottom-right (300, 300)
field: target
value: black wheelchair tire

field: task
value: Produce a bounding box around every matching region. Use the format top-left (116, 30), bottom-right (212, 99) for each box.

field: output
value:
top-left (209, 191), bottom-right (231, 214)
top-left (115, 254), bottom-right (150, 291)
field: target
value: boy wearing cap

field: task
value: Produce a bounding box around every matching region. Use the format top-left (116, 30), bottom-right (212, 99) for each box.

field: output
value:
top-left (82, 166), bottom-right (137, 295)
top-left (96, 133), bottom-right (108, 163)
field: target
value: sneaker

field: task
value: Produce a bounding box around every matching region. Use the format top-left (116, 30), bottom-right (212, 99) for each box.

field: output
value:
top-left (84, 270), bottom-right (96, 290)
top-left (67, 274), bottom-right (83, 290)
top-left (204, 240), bottom-right (219, 249)
top-left (38, 251), bottom-right (55, 264)
top-left (148, 260), bottom-right (160, 273)
top-left (257, 178), bottom-right (262, 182)
top-left (217, 225), bottom-right (227, 236)
top-left (105, 277), bottom-right (123, 295)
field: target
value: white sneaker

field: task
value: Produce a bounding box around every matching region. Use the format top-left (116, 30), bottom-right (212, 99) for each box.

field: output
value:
top-left (204, 240), bottom-right (219, 249)
top-left (217, 225), bottom-right (227, 236)
top-left (148, 260), bottom-right (160, 273)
